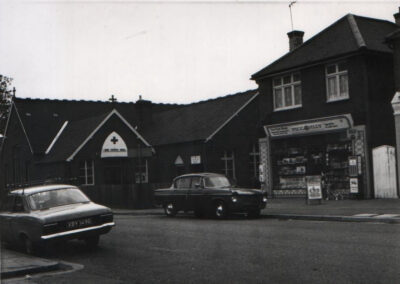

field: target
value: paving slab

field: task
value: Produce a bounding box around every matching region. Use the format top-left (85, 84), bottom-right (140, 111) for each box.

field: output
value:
top-left (1, 249), bottom-right (60, 279)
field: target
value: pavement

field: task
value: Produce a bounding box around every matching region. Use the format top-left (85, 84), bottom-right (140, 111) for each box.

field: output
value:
top-left (1, 198), bottom-right (399, 281)
top-left (114, 198), bottom-right (400, 223)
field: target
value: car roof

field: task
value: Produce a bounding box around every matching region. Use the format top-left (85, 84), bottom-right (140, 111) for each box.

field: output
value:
top-left (10, 184), bottom-right (77, 195)
top-left (174, 173), bottom-right (226, 179)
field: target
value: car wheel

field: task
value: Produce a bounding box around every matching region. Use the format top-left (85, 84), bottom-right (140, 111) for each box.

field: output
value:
top-left (164, 202), bottom-right (177, 217)
top-left (247, 209), bottom-right (261, 219)
top-left (214, 201), bottom-right (228, 219)
top-left (84, 235), bottom-right (100, 248)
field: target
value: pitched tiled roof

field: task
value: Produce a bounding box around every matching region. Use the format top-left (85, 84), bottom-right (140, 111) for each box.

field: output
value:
top-left (252, 14), bottom-right (399, 79)
top-left (141, 89), bottom-right (258, 146)
top-left (14, 98), bottom-right (179, 154)
top-left (41, 112), bottom-right (110, 163)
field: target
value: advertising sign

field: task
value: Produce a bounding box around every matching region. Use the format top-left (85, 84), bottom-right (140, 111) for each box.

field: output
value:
top-left (265, 115), bottom-right (353, 138)
top-left (350, 178), bottom-right (359, 193)
top-left (306, 176), bottom-right (323, 200)
top-left (259, 163), bottom-right (265, 182)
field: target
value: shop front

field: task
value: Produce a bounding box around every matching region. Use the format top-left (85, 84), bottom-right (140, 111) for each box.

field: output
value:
top-left (259, 114), bottom-right (371, 199)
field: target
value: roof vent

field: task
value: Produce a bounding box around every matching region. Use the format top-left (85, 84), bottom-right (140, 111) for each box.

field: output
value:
top-left (287, 30), bottom-right (304, 52)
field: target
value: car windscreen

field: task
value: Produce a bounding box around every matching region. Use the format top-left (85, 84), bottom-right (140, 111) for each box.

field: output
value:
top-left (204, 176), bottom-right (231, 188)
top-left (28, 187), bottom-right (90, 210)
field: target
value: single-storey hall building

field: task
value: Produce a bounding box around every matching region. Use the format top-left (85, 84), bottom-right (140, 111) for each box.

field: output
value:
top-left (0, 90), bottom-right (262, 208)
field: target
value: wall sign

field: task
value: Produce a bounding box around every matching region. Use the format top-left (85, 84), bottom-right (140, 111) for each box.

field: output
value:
top-left (101, 132), bottom-right (128, 158)
top-left (259, 163), bottom-right (265, 183)
top-left (265, 114), bottom-right (353, 138)
top-left (306, 175), bottom-right (323, 200)
top-left (350, 178), bottom-right (359, 193)
top-left (191, 155), bottom-right (201, 165)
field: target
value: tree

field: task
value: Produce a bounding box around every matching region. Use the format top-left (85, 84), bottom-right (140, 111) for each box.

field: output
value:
top-left (0, 75), bottom-right (14, 135)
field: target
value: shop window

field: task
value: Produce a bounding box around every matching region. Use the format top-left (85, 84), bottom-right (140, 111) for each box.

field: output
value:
top-left (135, 159), bottom-right (148, 184)
top-left (249, 144), bottom-right (260, 178)
top-left (221, 150), bottom-right (235, 179)
top-left (273, 73), bottom-right (302, 111)
top-left (326, 62), bottom-right (349, 102)
top-left (79, 160), bottom-right (94, 186)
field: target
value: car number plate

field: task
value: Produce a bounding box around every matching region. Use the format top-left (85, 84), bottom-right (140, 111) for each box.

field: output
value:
top-left (67, 218), bottom-right (92, 229)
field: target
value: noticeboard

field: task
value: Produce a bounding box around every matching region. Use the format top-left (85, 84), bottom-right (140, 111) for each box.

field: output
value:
top-left (306, 175), bottom-right (323, 200)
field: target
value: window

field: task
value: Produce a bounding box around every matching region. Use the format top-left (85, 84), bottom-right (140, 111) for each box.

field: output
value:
top-left (326, 62), bottom-right (349, 101)
top-left (221, 151), bottom-right (235, 179)
top-left (273, 73), bottom-right (302, 111)
top-left (249, 144), bottom-right (260, 178)
top-left (190, 176), bottom-right (202, 188)
top-left (175, 177), bottom-right (191, 189)
top-left (135, 159), bottom-right (148, 184)
top-left (79, 160), bottom-right (94, 186)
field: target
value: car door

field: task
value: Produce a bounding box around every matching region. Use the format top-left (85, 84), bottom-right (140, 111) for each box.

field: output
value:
top-left (174, 177), bottom-right (191, 210)
top-left (185, 176), bottom-right (203, 211)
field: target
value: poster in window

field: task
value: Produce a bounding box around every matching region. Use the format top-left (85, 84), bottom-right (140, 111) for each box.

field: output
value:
top-left (306, 175), bottom-right (322, 200)
top-left (191, 155), bottom-right (201, 165)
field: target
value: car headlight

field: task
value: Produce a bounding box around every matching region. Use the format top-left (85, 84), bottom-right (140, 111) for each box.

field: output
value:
top-left (232, 196), bottom-right (238, 203)
top-left (262, 196), bottom-right (268, 203)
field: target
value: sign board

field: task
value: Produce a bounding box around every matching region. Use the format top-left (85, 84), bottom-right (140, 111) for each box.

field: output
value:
top-left (306, 175), bottom-right (323, 200)
top-left (174, 155), bottom-right (184, 166)
top-left (101, 132), bottom-right (128, 158)
top-left (348, 156), bottom-right (358, 177)
top-left (191, 155), bottom-right (201, 165)
top-left (350, 177), bottom-right (359, 193)
top-left (259, 163), bottom-right (265, 183)
top-left (265, 115), bottom-right (353, 138)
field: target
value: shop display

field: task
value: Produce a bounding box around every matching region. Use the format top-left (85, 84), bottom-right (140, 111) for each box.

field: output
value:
top-left (272, 134), bottom-right (353, 198)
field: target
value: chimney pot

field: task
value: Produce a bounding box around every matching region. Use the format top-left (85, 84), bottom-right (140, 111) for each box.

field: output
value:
top-left (287, 30), bottom-right (304, 52)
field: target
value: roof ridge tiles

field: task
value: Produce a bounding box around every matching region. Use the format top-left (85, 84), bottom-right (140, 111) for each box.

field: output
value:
top-left (178, 89), bottom-right (257, 107)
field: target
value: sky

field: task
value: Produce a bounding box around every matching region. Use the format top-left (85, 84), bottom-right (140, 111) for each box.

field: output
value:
top-left (0, 0), bottom-right (399, 104)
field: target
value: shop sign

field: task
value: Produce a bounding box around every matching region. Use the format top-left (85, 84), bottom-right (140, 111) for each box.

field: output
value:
top-left (101, 132), bottom-right (128, 158)
top-left (350, 178), bottom-right (359, 193)
top-left (306, 175), bottom-right (323, 200)
top-left (191, 155), bottom-right (201, 165)
top-left (265, 115), bottom-right (353, 138)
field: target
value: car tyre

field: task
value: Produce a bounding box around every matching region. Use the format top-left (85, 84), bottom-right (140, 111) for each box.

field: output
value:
top-left (214, 201), bottom-right (228, 219)
top-left (164, 202), bottom-right (177, 217)
top-left (247, 209), bottom-right (261, 219)
top-left (85, 235), bottom-right (100, 249)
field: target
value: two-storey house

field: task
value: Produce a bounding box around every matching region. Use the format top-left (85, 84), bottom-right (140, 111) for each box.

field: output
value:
top-left (252, 14), bottom-right (399, 199)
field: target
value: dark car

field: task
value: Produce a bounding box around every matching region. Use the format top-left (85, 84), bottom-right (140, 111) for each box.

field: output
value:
top-left (154, 173), bottom-right (267, 218)
top-left (0, 184), bottom-right (115, 254)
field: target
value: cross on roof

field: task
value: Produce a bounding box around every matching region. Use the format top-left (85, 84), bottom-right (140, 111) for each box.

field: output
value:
top-left (111, 136), bottom-right (119, 144)
top-left (109, 95), bottom-right (117, 103)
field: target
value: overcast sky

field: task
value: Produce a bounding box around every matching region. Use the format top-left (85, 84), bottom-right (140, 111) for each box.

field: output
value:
top-left (0, 0), bottom-right (399, 104)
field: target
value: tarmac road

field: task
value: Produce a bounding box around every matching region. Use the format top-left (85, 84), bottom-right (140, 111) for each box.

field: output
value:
top-left (15, 214), bottom-right (400, 284)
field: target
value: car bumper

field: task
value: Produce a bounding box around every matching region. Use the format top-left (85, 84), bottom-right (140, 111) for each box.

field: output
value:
top-left (41, 222), bottom-right (115, 240)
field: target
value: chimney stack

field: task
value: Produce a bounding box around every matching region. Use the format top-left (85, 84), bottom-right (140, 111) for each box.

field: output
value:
top-left (287, 30), bottom-right (304, 52)
top-left (395, 7), bottom-right (400, 26)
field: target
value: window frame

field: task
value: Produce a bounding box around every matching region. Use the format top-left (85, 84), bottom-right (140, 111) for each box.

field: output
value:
top-left (79, 160), bottom-right (95, 186)
top-left (221, 150), bottom-right (236, 180)
top-left (135, 159), bottom-right (149, 184)
top-left (326, 62), bottom-right (349, 102)
top-left (273, 73), bottom-right (302, 111)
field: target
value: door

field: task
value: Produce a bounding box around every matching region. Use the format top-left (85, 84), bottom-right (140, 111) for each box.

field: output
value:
top-left (174, 176), bottom-right (191, 210)
top-left (185, 176), bottom-right (204, 211)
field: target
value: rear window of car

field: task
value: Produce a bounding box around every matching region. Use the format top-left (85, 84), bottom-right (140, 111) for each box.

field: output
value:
top-left (28, 187), bottom-right (90, 210)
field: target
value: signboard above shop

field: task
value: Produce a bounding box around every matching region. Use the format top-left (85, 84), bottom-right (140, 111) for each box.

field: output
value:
top-left (265, 114), bottom-right (354, 138)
